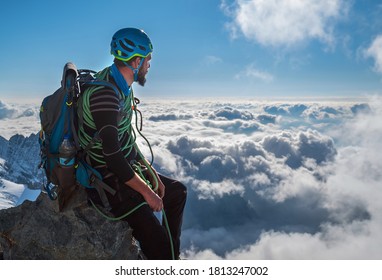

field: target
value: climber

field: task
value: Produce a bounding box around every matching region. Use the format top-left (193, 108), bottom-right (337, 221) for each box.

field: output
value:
top-left (78, 28), bottom-right (187, 259)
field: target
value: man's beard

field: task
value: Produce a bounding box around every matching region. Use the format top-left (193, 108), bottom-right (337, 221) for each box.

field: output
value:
top-left (137, 68), bottom-right (147, 86)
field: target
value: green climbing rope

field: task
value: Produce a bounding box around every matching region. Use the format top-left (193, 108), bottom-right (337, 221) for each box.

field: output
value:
top-left (79, 70), bottom-right (175, 259)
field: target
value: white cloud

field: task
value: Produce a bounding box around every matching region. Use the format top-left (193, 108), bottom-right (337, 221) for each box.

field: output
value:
top-left (203, 55), bottom-right (223, 66)
top-left (209, 106), bottom-right (255, 120)
top-left (224, 219), bottom-right (381, 259)
top-left (193, 179), bottom-right (244, 199)
top-left (3, 96), bottom-right (381, 260)
top-left (236, 64), bottom-right (274, 82)
top-left (175, 97), bottom-right (382, 260)
top-left (0, 100), bottom-right (40, 140)
top-left (222, 0), bottom-right (347, 48)
top-left (364, 35), bottom-right (382, 74)
top-left (0, 100), bottom-right (18, 120)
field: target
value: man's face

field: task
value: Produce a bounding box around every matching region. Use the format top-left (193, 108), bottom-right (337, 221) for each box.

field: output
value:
top-left (137, 54), bottom-right (151, 86)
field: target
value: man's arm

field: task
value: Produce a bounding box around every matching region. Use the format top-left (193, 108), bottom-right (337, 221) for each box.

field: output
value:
top-left (125, 174), bottom-right (163, 211)
top-left (90, 90), bottom-right (162, 210)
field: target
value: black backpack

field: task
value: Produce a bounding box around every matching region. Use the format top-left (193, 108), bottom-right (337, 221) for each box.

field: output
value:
top-left (38, 62), bottom-right (117, 211)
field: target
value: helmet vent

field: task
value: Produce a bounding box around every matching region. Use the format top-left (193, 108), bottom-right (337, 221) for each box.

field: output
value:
top-left (119, 40), bottom-right (133, 53)
top-left (138, 45), bottom-right (146, 51)
top-left (124, 38), bottom-right (136, 47)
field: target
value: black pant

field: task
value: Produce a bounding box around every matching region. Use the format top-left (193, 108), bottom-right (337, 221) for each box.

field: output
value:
top-left (89, 174), bottom-right (187, 260)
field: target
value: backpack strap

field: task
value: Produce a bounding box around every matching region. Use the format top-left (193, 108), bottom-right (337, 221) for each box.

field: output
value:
top-left (77, 69), bottom-right (123, 154)
top-left (75, 69), bottom-right (123, 209)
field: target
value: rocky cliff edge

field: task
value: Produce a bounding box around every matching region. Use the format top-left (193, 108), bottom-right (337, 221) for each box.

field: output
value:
top-left (0, 187), bottom-right (142, 260)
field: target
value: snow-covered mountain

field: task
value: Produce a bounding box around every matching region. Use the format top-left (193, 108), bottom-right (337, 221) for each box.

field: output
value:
top-left (0, 178), bottom-right (24, 209)
top-left (0, 178), bottom-right (40, 210)
top-left (0, 133), bottom-right (42, 188)
top-left (0, 100), bottom-right (42, 209)
top-left (0, 133), bottom-right (42, 209)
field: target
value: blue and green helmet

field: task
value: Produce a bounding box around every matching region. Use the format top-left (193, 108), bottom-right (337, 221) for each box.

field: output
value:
top-left (110, 28), bottom-right (153, 62)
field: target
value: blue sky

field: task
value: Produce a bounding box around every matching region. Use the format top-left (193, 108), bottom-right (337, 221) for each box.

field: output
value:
top-left (1, 0), bottom-right (382, 100)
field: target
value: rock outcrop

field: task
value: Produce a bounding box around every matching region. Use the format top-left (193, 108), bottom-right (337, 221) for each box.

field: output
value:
top-left (0, 187), bottom-right (142, 259)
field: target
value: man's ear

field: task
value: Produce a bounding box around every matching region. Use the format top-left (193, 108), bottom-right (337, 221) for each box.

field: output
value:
top-left (131, 57), bottom-right (141, 68)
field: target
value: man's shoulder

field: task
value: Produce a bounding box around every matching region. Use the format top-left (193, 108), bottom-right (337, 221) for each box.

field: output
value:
top-left (88, 88), bottom-right (120, 103)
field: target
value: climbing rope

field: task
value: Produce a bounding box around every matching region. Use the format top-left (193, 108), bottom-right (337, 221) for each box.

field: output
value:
top-left (79, 74), bottom-right (175, 259)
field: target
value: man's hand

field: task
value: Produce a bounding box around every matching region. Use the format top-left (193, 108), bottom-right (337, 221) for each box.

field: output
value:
top-left (145, 165), bottom-right (165, 199)
top-left (143, 190), bottom-right (163, 212)
top-left (125, 173), bottom-right (163, 211)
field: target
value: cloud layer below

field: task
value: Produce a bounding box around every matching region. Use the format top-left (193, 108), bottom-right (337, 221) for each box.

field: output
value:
top-left (0, 100), bottom-right (40, 140)
top-left (136, 96), bottom-right (381, 259)
top-left (1, 96), bottom-right (381, 259)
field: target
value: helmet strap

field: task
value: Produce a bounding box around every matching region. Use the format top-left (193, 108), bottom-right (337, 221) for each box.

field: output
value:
top-left (124, 58), bottom-right (145, 81)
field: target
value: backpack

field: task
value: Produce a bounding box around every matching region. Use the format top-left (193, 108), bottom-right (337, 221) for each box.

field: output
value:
top-left (38, 62), bottom-right (117, 211)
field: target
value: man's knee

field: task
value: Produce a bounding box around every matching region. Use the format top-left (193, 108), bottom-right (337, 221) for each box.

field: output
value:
top-left (173, 182), bottom-right (187, 207)
top-left (179, 182), bottom-right (187, 196)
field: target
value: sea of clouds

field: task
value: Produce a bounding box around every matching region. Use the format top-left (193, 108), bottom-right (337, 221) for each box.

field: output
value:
top-left (0, 100), bottom-right (40, 140)
top-left (137, 96), bottom-right (381, 259)
top-left (0, 96), bottom-right (381, 259)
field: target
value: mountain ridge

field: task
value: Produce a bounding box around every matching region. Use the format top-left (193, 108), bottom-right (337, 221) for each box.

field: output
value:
top-left (0, 133), bottom-right (41, 190)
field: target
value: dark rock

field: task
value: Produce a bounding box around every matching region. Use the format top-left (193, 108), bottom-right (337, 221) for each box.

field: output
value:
top-left (0, 188), bottom-right (142, 260)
